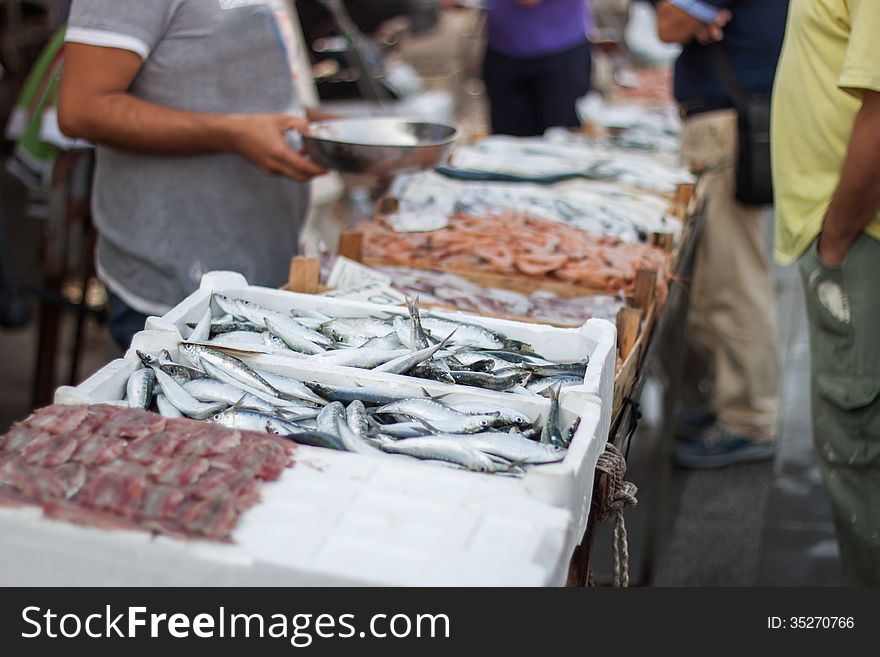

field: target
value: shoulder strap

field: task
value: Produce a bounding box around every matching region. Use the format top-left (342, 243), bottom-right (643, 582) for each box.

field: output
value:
top-left (709, 43), bottom-right (749, 109)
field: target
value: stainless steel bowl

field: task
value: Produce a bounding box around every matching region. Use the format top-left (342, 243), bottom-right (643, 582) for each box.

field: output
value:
top-left (302, 118), bottom-right (459, 176)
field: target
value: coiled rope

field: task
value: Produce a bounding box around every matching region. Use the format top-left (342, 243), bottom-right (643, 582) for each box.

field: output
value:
top-left (596, 443), bottom-right (638, 587)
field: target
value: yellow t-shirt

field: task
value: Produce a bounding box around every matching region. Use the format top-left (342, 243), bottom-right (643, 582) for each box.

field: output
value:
top-left (771, 0), bottom-right (880, 265)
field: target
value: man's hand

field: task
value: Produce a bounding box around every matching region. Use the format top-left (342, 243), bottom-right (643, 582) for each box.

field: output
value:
top-left (59, 43), bottom-right (327, 183)
top-left (694, 9), bottom-right (732, 45)
top-left (225, 114), bottom-right (327, 182)
top-left (656, 2), bottom-right (729, 45)
top-left (817, 233), bottom-right (850, 267)
top-left (817, 89), bottom-right (880, 267)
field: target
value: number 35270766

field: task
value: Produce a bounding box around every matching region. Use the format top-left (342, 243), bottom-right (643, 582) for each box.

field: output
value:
top-left (768, 617), bottom-right (854, 629)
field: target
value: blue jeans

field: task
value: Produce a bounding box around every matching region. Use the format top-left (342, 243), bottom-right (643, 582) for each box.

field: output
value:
top-left (107, 292), bottom-right (149, 353)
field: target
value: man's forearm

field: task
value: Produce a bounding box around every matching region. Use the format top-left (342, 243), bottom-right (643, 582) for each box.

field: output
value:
top-left (61, 92), bottom-right (241, 155)
top-left (819, 91), bottom-right (880, 264)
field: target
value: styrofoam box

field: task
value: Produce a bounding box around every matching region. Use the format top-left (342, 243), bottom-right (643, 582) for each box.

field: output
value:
top-left (27, 271), bottom-right (615, 586)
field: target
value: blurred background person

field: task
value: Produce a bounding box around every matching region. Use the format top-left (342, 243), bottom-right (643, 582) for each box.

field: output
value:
top-left (654, 0), bottom-right (788, 468)
top-left (480, 0), bottom-right (594, 136)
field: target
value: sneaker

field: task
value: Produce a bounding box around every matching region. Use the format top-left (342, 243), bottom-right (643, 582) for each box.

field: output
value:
top-left (673, 424), bottom-right (775, 469)
top-left (674, 409), bottom-right (717, 441)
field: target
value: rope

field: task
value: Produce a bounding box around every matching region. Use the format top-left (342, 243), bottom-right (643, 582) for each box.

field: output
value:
top-left (596, 443), bottom-right (638, 587)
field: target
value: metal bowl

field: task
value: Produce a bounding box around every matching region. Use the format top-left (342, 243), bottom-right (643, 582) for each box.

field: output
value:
top-left (302, 118), bottom-right (459, 176)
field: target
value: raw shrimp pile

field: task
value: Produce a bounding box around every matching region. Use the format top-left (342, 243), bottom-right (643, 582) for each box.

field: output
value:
top-left (361, 212), bottom-right (672, 300)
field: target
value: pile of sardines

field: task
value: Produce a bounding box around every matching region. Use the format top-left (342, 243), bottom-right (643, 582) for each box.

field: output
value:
top-left (113, 340), bottom-right (578, 475)
top-left (181, 295), bottom-right (589, 396)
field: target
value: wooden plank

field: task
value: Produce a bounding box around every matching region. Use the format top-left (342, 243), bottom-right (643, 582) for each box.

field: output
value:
top-left (338, 232), bottom-right (364, 262)
top-left (613, 336), bottom-right (642, 416)
top-left (616, 307), bottom-right (642, 363)
top-left (674, 183), bottom-right (696, 221)
top-left (287, 257), bottom-right (321, 294)
top-left (632, 269), bottom-right (657, 311)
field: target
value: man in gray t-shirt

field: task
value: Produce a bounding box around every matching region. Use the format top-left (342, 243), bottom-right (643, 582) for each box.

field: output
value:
top-left (59, 0), bottom-right (328, 348)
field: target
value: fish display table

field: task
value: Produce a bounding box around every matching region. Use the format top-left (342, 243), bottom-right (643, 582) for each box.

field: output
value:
top-left (0, 270), bottom-right (616, 586)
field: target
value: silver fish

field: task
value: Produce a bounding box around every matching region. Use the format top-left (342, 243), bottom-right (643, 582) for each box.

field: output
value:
top-left (373, 330), bottom-right (457, 375)
top-left (447, 368), bottom-right (532, 391)
top-left (406, 296), bottom-right (430, 349)
top-left (392, 315), bottom-right (416, 350)
top-left (409, 361), bottom-right (457, 384)
top-left (251, 368), bottom-right (328, 406)
top-left (335, 414), bottom-right (387, 456)
top-left (155, 393), bottom-right (183, 419)
top-left (138, 349), bottom-right (206, 382)
top-left (179, 343), bottom-right (280, 398)
top-left (206, 321), bottom-right (261, 336)
top-left (268, 425), bottom-right (348, 451)
top-left (199, 360), bottom-right (320, 415)
top-left (360, 334), bottom-right (404, 350)
top-left (213, 294), bottom-right (247, 320)
top-left (126, 368), bottom-right (154, 410)
top-left (346, 400), bottom-right (369, 439)
top-left (367, 420), bottom-right (430, 439)
top-left (316, 402), bottom-right (346, 437)
top-left (262, 331), bottom-right (302, 355)
top-left (376, 437), bottom-right (503, 473)
top-left (454, 401), bottom-right (532, 427)
top-left (305, 382), bottom-right (409, 406)
top-left (213, 408), bottom-right (287, 433)
top-left (265, 318), bottom-right (326, 355)
top-left (438, 432), bottom-right (566, 465)
top-left (308, 347), bottom-right (409, 369)
top-left (290, 307), bottom-right (332, 322)
top-left (420, 317), bottom-right (506, 350)
top-left (541, 384), bottom-right (564, 447)
top-left (183, 378), bottom-right (276, 414)
top-left (523, 360), bottom-right (589, 379)
top-left (376, 398), bottom-right (466, 423)
top-left (563, 416), bottom-right (581, 448)
top-left (527, 375), bottom-right (583, 395)
top-left (418, 414), bottom-right (501, 435)
top-left (227, 297), bottom-right (333, 347)
top-left (150, 366), bottom-right (227, 420)
top-left (321, 318), bottom-right (395, 346)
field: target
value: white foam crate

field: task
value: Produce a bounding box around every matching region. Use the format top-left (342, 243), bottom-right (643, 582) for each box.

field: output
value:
top-left (144, 271), bottom-right (616, 530)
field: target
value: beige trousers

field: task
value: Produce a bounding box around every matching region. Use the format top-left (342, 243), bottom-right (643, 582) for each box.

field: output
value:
top-left (680, 110), bottom-right (780, 441)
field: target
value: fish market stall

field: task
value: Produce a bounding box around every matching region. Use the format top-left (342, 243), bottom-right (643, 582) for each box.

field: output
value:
top-left (0, 74), bottom-right (699, 585)
top-left (0, 271), bottom-right (615, 586)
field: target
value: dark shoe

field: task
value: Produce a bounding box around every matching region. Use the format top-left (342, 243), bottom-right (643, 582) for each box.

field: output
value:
top-left (673, 424), bottom-right (775, 469)
top-left (674, 409), bottom-right (717, 441)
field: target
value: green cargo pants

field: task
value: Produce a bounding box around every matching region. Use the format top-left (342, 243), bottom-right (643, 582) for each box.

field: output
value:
top-left (799, 233), bottom-right (880, 585)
